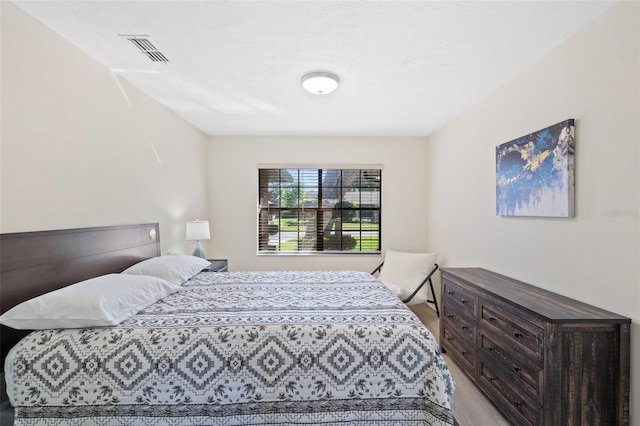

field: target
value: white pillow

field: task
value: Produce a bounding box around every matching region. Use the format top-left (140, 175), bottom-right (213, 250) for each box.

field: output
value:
top-left (0, 274), bottom-right (179, 330)
top-left (377, 249), bottom-right (438, 306)
top-left (122, 254), bottom-right (210, 285)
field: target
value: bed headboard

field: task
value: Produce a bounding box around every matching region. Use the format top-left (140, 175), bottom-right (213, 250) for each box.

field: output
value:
top-left (0, 223), bottom-right (161, 369)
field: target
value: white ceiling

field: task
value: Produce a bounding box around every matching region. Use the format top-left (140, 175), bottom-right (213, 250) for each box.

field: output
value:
top-left (13, 0), bottom-right (614, 137)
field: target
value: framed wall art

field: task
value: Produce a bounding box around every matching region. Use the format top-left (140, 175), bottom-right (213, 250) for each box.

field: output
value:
top-left (496, 119), bottom-right (575, 217)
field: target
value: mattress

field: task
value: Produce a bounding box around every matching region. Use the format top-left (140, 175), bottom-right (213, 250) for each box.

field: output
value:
top-left (5, 270), bottom-right (455, 425)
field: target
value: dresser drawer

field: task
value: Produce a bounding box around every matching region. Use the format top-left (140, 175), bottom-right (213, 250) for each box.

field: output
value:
top-left (442, 327), bottom-right (476, 373)
top-left (442, 303), bottom-right (476, 341)
top-left (442, 279), bottom-right (477, 320)
top-left (479, 357), bottom-right (540, 426)
top-left (480, 301), bottom-right (544, 364)
top-left (480, 332), bottom-right (542, 401)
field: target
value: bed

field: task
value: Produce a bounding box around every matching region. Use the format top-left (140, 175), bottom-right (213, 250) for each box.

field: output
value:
top-left (1, 224), bottom-right (455, 425)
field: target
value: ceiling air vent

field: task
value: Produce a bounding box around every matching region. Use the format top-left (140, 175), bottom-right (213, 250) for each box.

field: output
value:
top-left (122, 35), bottom-right (169, 64)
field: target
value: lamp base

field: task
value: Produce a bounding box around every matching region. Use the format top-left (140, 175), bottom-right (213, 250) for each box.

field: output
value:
top-left (192, 240), bottom-right (206, 258)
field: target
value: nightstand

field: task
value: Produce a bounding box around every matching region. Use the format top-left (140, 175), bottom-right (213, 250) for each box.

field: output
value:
top-left (202, 259), bottom-right (228, 272)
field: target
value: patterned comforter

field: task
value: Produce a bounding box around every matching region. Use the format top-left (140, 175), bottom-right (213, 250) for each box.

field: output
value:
top-left (6, 271), bottom-right (455, 425)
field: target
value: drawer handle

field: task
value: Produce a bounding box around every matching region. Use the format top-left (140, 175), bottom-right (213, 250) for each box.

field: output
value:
top-left (513, 331), bottom-right (523, 338)
top-left (488, 316), bottom-right (496, 322)
top-left (446, 314), bottom-right (454, 318)
top-left (489, 376), bottom-right (497, 382)
top-left (461, 351), bottom-right (467, 356)
top-left (461, 325), bottom-right (468, 329)
top-left (513, 365), bottom-right (521, 372)
top-left (447, 290), bottom-right (455, 295)
top-left (460, 299), bottom-right (468, 304)
top-left (513, 399), bottom-right (523, 408)
top-left (446, 337), bottom-right (453, 341)
top-left (488, 346), bottom-right (496, 352)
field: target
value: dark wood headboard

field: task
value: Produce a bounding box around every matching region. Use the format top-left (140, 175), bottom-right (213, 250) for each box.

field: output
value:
top-left (0, 223), bottom-right (161, 369)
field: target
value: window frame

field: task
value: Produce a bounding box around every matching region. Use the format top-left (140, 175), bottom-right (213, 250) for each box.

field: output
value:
top-left (257, 165), bottom-right (382, 255)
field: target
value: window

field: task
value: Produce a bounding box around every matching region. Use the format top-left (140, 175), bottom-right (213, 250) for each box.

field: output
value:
top-left (258, 167), bottom-right (381, 254)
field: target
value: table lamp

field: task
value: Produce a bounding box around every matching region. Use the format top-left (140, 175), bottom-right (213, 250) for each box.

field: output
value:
top-left (186, 219), bottom-right (210, 258)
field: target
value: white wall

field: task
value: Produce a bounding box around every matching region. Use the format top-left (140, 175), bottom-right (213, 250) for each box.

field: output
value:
top-left (425, 1), bottom-right (639, 422)
top-left (208, 136), bottom-right (430, 272)
top-left (0, 2), bottom-right (209, 253)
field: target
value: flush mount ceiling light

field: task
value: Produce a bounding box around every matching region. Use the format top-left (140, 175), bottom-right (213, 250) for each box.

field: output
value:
top-left (301, 71), bottom-right (340, 95)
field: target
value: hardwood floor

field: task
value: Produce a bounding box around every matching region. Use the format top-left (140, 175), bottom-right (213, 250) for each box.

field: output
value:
top-left (410, 304), bottom-right (511, 426)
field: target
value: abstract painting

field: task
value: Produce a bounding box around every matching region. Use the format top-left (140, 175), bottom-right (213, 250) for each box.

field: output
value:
top-left (496, 119), bottom-right (575, 217)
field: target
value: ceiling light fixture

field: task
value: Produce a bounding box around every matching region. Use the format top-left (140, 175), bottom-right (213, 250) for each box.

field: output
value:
top-left (301, 71), bottom-right (340, 95)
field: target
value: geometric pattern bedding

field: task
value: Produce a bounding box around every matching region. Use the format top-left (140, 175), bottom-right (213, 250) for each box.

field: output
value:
top-left (5, 271), bottom-right (455, 425)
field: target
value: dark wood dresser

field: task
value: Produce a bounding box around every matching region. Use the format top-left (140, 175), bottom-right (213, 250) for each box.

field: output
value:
top-left (440, 268), bottom-right (630, 426)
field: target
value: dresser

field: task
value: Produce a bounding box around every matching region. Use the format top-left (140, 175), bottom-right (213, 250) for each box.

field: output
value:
top-left (440, 268), bottom-right (630, 426)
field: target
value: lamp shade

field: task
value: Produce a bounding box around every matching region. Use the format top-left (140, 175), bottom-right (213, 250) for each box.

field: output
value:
top-left (186, 220), bottom-right (210, 241)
